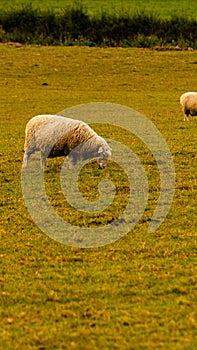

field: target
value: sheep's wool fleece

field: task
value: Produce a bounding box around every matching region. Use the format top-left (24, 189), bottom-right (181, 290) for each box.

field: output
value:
top-left (180, 92), bottom-right (197, 116)
top-left (24, 114), bottom-right (110, 159)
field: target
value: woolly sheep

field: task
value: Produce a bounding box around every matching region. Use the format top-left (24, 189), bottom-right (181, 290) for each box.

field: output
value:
top-left (180, 92), bottom-right (197, 121)
top-left (23, 115), bottom-right (112, 169)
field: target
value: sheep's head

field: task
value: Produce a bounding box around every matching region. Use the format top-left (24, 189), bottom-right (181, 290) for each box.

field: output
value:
top-left (97, 144), bottom-right (112, 169)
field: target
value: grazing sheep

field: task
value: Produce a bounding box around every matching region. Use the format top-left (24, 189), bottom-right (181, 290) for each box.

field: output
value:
top-left (23, 115), bottom-right (112, 169)
top-left (180, 92), bottom-right (197, 121)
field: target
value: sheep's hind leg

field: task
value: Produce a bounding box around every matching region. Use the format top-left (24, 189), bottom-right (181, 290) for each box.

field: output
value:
top-left (22, 152), bottom-right (29, 168)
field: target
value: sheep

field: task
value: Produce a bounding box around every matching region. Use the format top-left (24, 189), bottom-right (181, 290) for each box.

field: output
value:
top-left (22, 114), bottom-right (112, 169)
top-left (180, 92), bottom-right (197, 121)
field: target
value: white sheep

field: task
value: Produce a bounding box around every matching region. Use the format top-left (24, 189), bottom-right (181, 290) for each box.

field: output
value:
top-left (23, 114), bottom-right (112, 169)
top-left (180, 92), bottom-right (197, 121)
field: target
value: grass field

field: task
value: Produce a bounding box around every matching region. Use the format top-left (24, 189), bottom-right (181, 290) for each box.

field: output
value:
top-left (0, 0), bottom-right (197, 17)
top-left (1, 43), bottom-right (197, 349)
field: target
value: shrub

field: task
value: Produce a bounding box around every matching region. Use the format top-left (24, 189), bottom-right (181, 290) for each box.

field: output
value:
top-left (0, 2), bottom-right (196, 48)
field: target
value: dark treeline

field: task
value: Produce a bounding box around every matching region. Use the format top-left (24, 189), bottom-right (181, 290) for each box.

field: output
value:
top-left (0, 3), bottom-right (196, 48)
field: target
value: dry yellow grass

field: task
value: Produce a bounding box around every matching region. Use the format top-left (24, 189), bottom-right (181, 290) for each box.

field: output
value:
top-left (1, 44), bottom-right (197, 349)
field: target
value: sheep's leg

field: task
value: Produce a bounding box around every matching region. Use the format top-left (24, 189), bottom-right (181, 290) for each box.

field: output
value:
top-left (184, 109), bottom-right (190, 121)
top-left (40, 153), bottom-right (47, 169)
top-left (67, 156), bottom-right (75, 169)
top-left (22, 152), bottom-right (29, 168)
top-left (184, 115), bottom-right (189, 121)
top-left (67, 161), bottom-right (74, 170)
top-left (67, 153), bottom-right (78, 169)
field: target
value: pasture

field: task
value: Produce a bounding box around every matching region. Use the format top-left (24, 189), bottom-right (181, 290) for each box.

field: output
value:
top-left (0, 43), bottom-right (197, 350)
top-left (0, 0), bottom-right (197, 18)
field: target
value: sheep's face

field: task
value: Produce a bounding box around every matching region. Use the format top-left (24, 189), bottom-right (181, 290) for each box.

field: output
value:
top-left (97, 145), bottom-right (112, 169)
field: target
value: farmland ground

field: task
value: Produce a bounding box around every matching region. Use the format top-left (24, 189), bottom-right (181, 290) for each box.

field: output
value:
top-left (0, 44), bottom-right (197, 349)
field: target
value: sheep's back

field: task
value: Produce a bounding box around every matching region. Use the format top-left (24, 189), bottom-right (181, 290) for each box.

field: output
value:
top-left (25, 115), bottom-right (96, 156)
top-left (180, 92), bottom-right (197, 108)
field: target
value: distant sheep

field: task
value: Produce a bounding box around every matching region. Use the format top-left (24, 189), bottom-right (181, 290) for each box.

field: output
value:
top-left (23, 115), bottom-right (112, 169)
top-left (180, 92), bottom-right (197, 121)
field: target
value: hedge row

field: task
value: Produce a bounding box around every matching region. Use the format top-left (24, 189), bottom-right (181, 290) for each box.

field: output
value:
top-left (0, 3), bottom-right (196, 48)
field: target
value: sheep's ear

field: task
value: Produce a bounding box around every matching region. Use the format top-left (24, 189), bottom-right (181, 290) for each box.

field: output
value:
top-left (98, 146), bottom-right (103, 154)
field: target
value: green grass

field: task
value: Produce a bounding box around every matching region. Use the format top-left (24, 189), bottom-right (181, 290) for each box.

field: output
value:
top-left (1, 45), bottom-right (197, 349)
top-left (0, 1), bottom-right (196, 48)
top-left (0, 0), bottom-right (197, 18)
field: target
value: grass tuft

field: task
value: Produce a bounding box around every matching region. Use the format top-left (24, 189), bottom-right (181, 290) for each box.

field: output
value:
top-left (0, 1), bottom-right (196, 47)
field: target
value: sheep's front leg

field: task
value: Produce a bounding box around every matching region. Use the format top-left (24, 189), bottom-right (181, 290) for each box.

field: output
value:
top-left (184, 114), bottom-right (189, 121)
top-left (67, 153), bottom-right (78, 169)
top-left (183, 108), bottom-right (190, 121)
top-left (67, 157), bottom-right (75, 170)
top-left (40, 153), bottom-right (47, 169)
